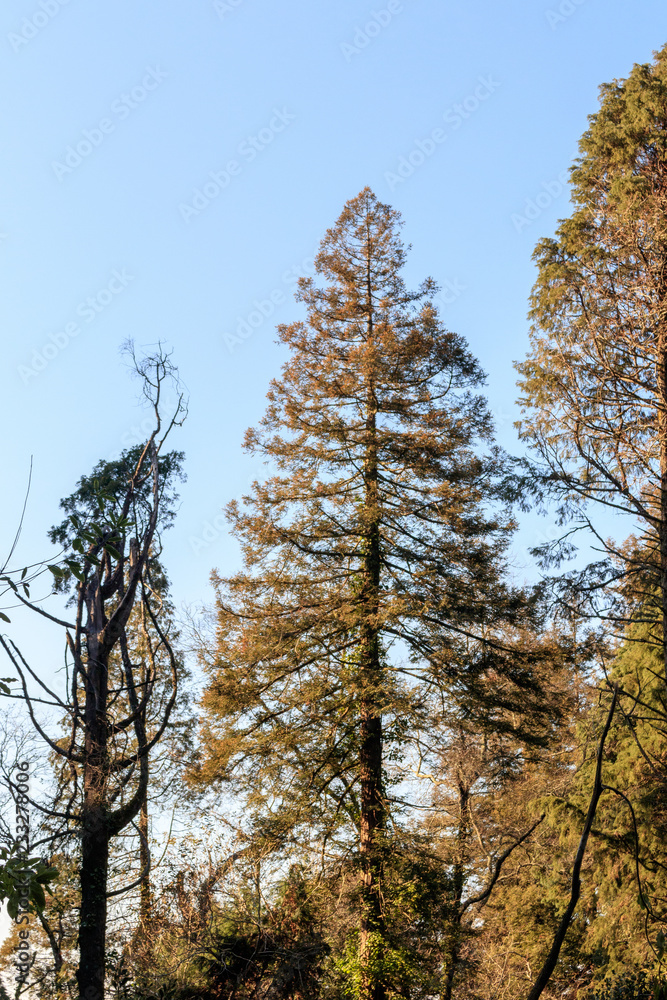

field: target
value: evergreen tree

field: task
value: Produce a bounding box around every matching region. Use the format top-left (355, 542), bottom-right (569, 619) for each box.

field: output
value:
top-left (413, 625), bottom-right (585, 1000)
top-left (516, 43), bottom-right (667, 673)
top-left (459, 674), bottom-right (597, 1000)
top-left (515, 47), bottom-right (667, 993)
top-left (570, 624), bottom-right (667, 985)
top-left (470, 620), bottom-right (667, 999)
top-left (194, 189), bottom-right (551, 1000)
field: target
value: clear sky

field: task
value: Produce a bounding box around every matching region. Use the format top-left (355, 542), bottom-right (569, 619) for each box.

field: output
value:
top-left (1, 0), bottom-right (667, 957)
top-left (1, 0), bottom-right (666, 634)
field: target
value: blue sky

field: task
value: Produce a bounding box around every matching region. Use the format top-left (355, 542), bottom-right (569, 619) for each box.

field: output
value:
top-left (1, 0), bottom-right (666, 955)
top-left (1, 0), bottom-right (666, 626)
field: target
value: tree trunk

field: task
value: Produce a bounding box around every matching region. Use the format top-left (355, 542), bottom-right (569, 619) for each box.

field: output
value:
top-left (139, 792), bottom-right (152, 926)
top-left (359, 672), bottom-right (384, 1000)
top-left (659, 326), bottom-right (667, 690)
top-left (76, 806), bottom-right (110, 1000)
top-left (37, 908), bottom-right (65, 998)
top-left (358, 249), bottom-right (386, 1000)
top-left (77, 597), bottom-right (111, 1000)
top-left (442, 778), bottom-right (470, 1000)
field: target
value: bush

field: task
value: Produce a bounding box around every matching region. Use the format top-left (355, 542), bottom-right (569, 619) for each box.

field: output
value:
top-left (590, 972), bottom-right (667, 1000)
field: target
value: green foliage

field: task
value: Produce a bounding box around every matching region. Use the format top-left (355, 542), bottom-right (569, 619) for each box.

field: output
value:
top-left (471, 621), bottom-right (667, 997)
top-left (510, 43), bottom-right (667, 994)
top-left (0, 564), bottom-right (33, 622)
top-left (516, 43), bottom-right (667, 628)
top-left (0, 845), bottom-right (58, 919)
top-left (569, 627), bottom-right (667, 981)
top-left (334, 932), bottom-right (402, 1000)
top-left (331, 847), bottom-right (456, 1000)
top-left (124, 864), bottom-right (329, 1000)
top-left (590, 971), bottom-right (667, 1000)
top-left (47, 444), bottom-right (184, 593)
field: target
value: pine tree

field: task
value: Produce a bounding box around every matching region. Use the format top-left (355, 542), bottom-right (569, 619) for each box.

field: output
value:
top-left (194, 189), bottom-right (550, 1000)
top-left (569, 624), bottom-right (667, 984)
top-left (455, 665), bottom-right (595, 1000)
top-left (516, 43), bottom-right (667, 674)
top-left (406, 621), bottom-right (584, 1000)
top-left (514, 49), bottom-right (667, 991)
top-left (469, 618), bottom-right (667, 999)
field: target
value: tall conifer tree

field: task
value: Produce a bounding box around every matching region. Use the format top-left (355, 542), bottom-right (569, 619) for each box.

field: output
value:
top-left (516, 44), bottom-right (667, 670)
top-left (514, 48), bottom-right (667, 994)
top-left (195, 188), bottom-right (547, 1000)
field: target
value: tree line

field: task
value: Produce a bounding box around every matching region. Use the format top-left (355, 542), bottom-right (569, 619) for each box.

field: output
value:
top-left (3, 42), bottom-right (667, 1000)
